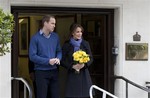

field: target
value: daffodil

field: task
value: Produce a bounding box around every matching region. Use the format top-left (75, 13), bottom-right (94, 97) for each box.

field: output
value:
top-left (73, 50), bottom-right (90, 64)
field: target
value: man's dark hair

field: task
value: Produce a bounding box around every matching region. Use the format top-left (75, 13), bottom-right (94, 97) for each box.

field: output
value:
top-left (41, 15), bottom-right (55, 28)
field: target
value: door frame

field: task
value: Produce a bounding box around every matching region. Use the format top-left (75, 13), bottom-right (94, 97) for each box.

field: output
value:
top-left (11, 6), bottom-right (114, 98)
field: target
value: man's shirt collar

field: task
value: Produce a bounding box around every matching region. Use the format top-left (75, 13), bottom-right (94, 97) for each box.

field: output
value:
top-left (39, 30), bottom-right (51, 38)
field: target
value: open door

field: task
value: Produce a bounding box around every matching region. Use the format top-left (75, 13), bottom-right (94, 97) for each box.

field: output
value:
top-left (11, 6), bottom-right (114, 98)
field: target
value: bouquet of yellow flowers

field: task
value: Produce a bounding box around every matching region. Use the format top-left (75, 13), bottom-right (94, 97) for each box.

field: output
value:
top-left (73, 50), bottom-right (90, 73)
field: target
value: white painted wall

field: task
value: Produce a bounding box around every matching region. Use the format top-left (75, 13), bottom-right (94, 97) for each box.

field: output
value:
top-left (122, 1), bottom-right (150, 98)
top-left (0, 1), bottom-right (11, 98)
top-left (0, 0), bottom-right (150, 98)
top-left (0, 47), bottom-right (11, 98)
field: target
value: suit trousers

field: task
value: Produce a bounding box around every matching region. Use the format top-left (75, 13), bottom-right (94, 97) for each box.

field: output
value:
top-left (35, 69), bottom-right (59, 98)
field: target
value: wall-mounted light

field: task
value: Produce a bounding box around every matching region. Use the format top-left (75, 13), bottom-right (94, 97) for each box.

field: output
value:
top-left (112, 46), bottom-right (118, 65)
top-left (112, 46), bottom-right (118, 56)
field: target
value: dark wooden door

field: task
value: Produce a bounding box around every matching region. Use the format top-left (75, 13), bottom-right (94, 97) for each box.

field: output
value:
top-left (82, 13), bottom-right (114, 97)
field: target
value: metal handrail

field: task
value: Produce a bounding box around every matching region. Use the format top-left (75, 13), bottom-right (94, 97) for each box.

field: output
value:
top-left (11, 77), bottom-right (33, 98)
top-left (89, 85), bottom-right (118, 98)
top-left (114, 75), bottom-right (150, 98)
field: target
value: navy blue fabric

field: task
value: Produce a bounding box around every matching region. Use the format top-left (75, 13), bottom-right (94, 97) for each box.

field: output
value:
top-left (61, 40), bottom-right (93, 97)
top-left (35, 70), bottom-right (59, 98)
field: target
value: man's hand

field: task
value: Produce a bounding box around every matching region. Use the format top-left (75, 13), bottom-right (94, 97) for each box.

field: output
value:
top-left (54, 58), bottom-right (60, 65)
top-left (49, 58), bottom-right (60, 65)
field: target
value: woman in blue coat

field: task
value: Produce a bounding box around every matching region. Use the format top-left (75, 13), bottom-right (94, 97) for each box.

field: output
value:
top-left (61, 23), bottom-right (93, 98)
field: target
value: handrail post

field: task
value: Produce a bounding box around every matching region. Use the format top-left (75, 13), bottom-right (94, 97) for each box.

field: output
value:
top-left (126, 82), bottom-right (128, 98)
top-left (145, 82), bottom-right (150, 98)
top-left (24, 84), bottom-right (27, 98)
top-left (102, 93), bottom-right (106, 98)
top-left (148, 89), bottom-right (150, 98)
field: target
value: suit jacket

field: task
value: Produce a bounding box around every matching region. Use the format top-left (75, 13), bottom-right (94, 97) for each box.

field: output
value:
top-left (61, 39), bottom-right (93, 97)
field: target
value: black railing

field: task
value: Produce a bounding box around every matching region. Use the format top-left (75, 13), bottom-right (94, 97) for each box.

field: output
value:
top-left (114, 75), bottom-right (150, 98)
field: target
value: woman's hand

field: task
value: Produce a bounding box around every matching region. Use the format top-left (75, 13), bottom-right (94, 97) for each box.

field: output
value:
top-left (78, 64), bottom-right (84, 69)
top-left (72, 64), bottom-right (85, 72)
top-left (72, 64), bottom-right (79, 70)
